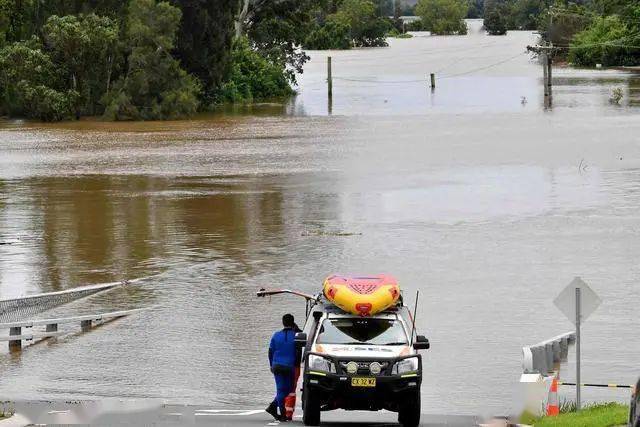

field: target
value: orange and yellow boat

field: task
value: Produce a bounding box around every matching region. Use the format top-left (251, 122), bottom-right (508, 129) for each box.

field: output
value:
top-left (322, 274), bottom-right (400, 316)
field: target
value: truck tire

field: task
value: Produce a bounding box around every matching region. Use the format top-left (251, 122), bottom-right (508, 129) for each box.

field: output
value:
top-left (398, 394), bottom-right (420, 427)
top-left (303, 389), bottom-right (321, 426)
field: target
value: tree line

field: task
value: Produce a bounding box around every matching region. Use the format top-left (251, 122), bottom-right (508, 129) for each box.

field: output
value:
top-left (483, 0), bottom-right (640, 66)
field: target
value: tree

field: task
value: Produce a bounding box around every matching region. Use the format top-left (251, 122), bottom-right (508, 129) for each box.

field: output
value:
top-left (331, 0), bottom-right (390, 46)
top-left (170, 0), bottom-right (238, 101)
top-left (216, 36), bottom-right (294, 102)
top-left (103, 0), bottom-right (200, 120)
top-left (415, 0), bottom-right (468, 35)
top-left (243, 0), bottom-right (314, 85)
top-left (569, 15), bottom-right (639, 66)
top-left (0, 40), bottom-right (77, 120)
top-left (484, 0), bottom-right (507, 34)
top-left (42, 14), bottom-right (119, 115)
top-left (304, 20), bottom-right (351, 49)
top-left (484, 7), bottom-right (507, 34)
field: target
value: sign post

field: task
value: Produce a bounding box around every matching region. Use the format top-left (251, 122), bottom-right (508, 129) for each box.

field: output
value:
top-left (575, 287), bottom-right (581, 409)
top-left (553, 277), bottom-right (601, 411)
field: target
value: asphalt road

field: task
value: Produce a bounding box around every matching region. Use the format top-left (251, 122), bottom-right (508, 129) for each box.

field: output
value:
top-left (1, 401), bottom-right (481, 426)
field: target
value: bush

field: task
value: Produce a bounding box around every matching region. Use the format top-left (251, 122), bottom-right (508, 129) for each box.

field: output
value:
top-left (16, 81), bottom-right (77, 121)
top-left (0, 40), bottom-right (77, 120)
top-left (484, 7), bottom-right (507, 35)
top-left (406, 19), bottom-right (426, 31)
top-left (304, 21), bottom-right (352, 49)
top-left (415, 0), bottom-right (469, 35)
top-left (331, 0), bottom-right (390, 47)
top-left (215, 37), bottom-right (294, 103)
top-left (569, 15), bottom-right (638, 67)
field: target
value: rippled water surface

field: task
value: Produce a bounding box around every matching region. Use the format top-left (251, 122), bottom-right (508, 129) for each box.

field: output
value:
top-left (0, 20), bottom-right (639, 416)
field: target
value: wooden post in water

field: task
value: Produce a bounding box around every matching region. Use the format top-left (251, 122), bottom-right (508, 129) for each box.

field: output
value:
top-left (327, 56), bottom-right (333, 99)
top-left (430, 73), bottom-right (436, 89)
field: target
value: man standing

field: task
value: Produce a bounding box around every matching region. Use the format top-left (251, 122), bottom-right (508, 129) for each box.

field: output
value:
top-left (266, 314), bottom-right (297, 421)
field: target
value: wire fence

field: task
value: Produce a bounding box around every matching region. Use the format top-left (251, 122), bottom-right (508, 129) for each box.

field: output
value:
top-left (0, 280), bottom-right (131, 323)
top-left (330, 50), bottom-right (528, 85)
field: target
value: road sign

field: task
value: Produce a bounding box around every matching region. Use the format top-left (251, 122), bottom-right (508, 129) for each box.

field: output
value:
top-left (553, 276), bottom-right (602, 411)
top-left (553, 277), bottom-right (601, 325)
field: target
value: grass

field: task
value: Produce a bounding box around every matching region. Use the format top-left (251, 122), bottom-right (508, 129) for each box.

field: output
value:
top-left (532, 402), bottom-right (629, 427)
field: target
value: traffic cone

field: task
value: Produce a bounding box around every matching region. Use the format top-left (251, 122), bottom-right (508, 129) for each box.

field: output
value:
top-left (546, 377), bottom-right (560, 416)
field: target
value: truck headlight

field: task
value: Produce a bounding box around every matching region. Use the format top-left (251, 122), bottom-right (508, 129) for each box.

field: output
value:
top-left (392, 357), bottom-right (419, 375)
top-left (309, 354), bottom-right (336, 373)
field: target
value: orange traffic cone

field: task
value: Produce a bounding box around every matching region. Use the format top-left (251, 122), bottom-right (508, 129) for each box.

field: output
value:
top-left (546, 377), bottom-right (560, 416)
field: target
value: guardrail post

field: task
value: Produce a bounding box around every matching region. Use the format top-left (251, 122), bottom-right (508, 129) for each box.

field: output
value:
top-left (9, 326), bottom-right (21, 350)
top-left (81, 320), bottom-right (92, 332)
top-left (545, 342), bottom-right (554, 372)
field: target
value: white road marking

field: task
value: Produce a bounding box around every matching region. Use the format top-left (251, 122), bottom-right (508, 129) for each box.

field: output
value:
top-left (195, 409), bottom-right (265, 416)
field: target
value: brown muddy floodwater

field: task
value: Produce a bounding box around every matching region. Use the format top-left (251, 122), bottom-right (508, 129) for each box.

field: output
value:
top-left (0, 20), bottom-right (639, 416)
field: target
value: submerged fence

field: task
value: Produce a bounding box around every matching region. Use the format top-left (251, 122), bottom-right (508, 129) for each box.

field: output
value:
top-left (0, 279), bottom-right (139, 322)
top-left (0, 307), bottom-right (151, 350)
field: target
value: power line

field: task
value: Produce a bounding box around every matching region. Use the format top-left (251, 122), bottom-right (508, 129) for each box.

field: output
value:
top-left (440, 51), bottom-right (527, 78)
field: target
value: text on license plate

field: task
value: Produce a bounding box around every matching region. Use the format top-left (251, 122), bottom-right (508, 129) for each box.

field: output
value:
top-left (351, 377), bottom-right (376, 387)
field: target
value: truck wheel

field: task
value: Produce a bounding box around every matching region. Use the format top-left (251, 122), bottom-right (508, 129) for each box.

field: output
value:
top-left (398, 394), bottom-right (420, 427)
top-left (303, 389), bottom-right (321, 426)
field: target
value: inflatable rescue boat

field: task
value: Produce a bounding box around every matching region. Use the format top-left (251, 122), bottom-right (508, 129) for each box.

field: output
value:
top-left (322, 274), bottom-right (400, 316)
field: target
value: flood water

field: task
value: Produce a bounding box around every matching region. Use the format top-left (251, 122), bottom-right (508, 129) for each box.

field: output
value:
top-left (0, 20), bottom-right (639, 416)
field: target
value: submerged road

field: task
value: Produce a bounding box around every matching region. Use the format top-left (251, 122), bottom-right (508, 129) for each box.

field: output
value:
top-left (2, 401), bottom-right (481, 426)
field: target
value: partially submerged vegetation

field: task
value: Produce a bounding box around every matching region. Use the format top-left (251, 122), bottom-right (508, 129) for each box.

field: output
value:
top-left (414, 0), bottom-right (468, 35)
top-left (481, 0), bottom-right (640, 67)
top-left (303, 0), bottom-right (393, 49)
top-left (527, 402), bottom-right (629, 427)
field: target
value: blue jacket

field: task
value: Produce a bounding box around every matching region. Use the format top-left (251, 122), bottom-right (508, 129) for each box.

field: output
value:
top-left (269, 327), bottom-right (297, 368)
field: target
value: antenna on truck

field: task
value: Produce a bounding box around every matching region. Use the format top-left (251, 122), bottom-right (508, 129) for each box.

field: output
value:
top-left (256, 288), bottom-right (316, 301)
top-left (410, 290), bottom-right (419, 346)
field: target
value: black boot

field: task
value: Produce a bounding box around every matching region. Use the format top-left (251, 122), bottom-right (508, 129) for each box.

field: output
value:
top-left (265, 401), bottom-right (279, 420)
top-left (278, 406), bottom-right (288, 422)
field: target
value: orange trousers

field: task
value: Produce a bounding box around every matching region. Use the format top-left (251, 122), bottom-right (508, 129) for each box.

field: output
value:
top-left (284, 366), bottom-right (300, 419)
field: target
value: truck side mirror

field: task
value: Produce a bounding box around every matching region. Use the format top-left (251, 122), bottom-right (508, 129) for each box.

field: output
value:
top-left (295, 332), bottom-right (307, 347)
top-left (413, 335), bottom-right (430, 350)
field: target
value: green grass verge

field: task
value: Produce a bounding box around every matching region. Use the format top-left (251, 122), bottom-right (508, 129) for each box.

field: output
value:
top-left (533, 403), bottom-right (629, 427)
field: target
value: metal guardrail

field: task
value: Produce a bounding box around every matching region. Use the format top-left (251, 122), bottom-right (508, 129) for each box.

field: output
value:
top-left (0, 281), bottom-right (131, 322)
top-left (522, 331), bottom-right (576, 375)
top-left (0, 307), bottom-right (151, 350)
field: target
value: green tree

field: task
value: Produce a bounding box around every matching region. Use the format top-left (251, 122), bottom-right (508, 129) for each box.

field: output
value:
top-left (484, 7), bottom-right (507, 34)
top-left (332, 0), bottom-right (389, 46)
top-left (171, 0), bottom-right (238, 101)
top-left (415, 0), bottom-right (469, 35)
top-left (243, 0), bottom-right (314, 85)
top-left (42, 14), bottom-right (119, 115)
top-left (0, 40), bottom-right (77, 120)
top-left (304, 20), bottom-right (351, 49)
top-left (215, 36), bottom-right (294, 103)
top-left (103, 0), bottom-right (200, 120)
top-left (484, 0), bottom-right (508, 34)
top-left (510, 0), bottom-right (544, 30)
top-left (569, 15), bottom-right (639, 66)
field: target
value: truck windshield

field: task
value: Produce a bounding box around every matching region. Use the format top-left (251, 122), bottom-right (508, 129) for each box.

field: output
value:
top-left (315, 318), bottom-right (408, 345)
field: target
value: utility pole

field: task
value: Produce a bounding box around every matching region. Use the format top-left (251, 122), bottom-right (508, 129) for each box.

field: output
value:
top-left (527, 43), bottom-right (558, 108)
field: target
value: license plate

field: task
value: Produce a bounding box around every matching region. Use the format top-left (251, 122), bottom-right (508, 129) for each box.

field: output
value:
top-left (351, 377), bottom-right (376, 387)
